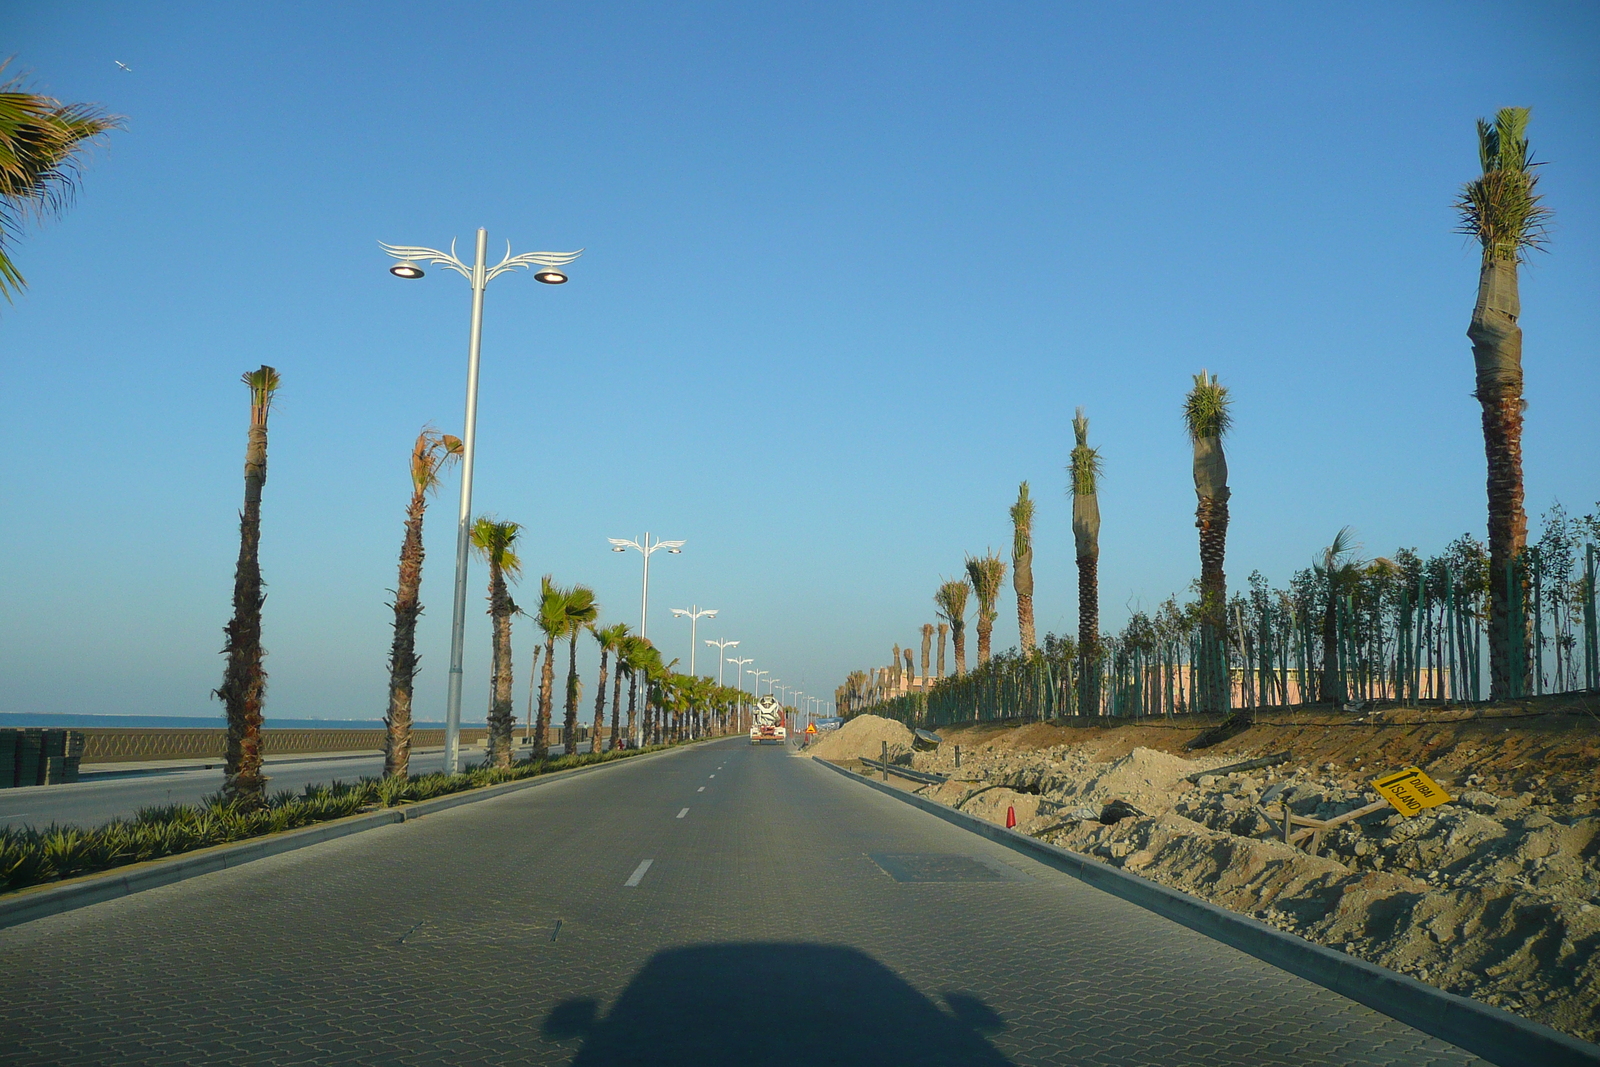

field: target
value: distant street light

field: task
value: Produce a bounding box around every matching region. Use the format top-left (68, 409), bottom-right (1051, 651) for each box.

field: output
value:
top-left (380, 229), bottom-right (581, 774)
top-left (608, 533), bottom-right (684, 639)
top-left (671, 605), bottom-right (718, 675)
top-left (749, 668), bottom-right (768, 695)
top-left (726, 655), bottom-right (753, 732)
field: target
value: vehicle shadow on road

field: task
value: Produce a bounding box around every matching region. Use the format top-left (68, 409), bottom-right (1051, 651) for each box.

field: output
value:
top-left (543, 942), bottom-right (1016, 1065)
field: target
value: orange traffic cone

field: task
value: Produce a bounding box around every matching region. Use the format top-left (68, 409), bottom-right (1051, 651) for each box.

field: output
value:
top-left (1006, 805), bottom-right (1017, 829)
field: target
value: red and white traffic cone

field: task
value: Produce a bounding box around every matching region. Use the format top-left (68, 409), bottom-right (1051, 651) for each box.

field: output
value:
top-left (1006, 805), bottom-right (1017, 829)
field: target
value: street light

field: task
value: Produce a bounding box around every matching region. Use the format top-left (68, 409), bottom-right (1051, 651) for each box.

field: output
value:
top-left (608, 533), bottom-right (685, 639)
top-left (726, 655), bottom-right (752, 732)
top-left (749, 668), bottom-right (768, 695)
top-left (705, 638), bottom-right (740, 686)
top-left (380, 229), bottom-right (581, 774)
top-left (670, 605), bottom-right (718, 675)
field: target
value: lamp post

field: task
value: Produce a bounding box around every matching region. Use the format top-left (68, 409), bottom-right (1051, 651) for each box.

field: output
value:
top-left (380, 230), bottom-right (581, 774)
top-left (726, 656), bottom-right (752, 733)
top-left (766, 678), bottom-right (780, 697)
top-left (705, 639), bottom-right (739, 686)
top-left (608, 534), bottom-right (685, 639)
top-left (670, 605), bottom-right (718, 675)
top-left (749, 668), bottom-right (768, 697)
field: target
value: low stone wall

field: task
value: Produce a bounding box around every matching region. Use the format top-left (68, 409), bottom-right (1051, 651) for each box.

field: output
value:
top-left (79, 728), bottom-right (491, 764)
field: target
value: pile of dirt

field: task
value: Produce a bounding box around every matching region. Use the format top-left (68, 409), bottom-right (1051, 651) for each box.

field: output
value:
top-left (807, 714), bottom-right (914, 763)
top-left (880, 705), bottom-right (1600, 1043)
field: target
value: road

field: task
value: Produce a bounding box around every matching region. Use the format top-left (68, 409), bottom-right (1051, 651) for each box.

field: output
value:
top-left (0, 743), bottom-right (591, 831)
top-left (0, 739), bottom-right (1488, 1066)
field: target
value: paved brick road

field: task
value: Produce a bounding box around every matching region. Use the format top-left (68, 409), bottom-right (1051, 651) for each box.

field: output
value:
top-left (0, 740), bottom-right (1488, 1066)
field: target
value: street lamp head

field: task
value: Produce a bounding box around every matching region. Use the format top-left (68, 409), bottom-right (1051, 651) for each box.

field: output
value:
top-left (667, 548), bottom-right (682, 554)
top-left (612, 546), bottom-right (627, 553)
top-left (389, 261), bottom-right (425, 280)
top-left (532, 266), bottom-right (568, 284)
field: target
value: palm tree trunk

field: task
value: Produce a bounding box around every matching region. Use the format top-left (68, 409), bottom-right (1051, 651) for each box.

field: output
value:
top-left (535, 636), bottom-right (555, 758)
top-left (384, 486), bottom-right (427, 778)
top-left (1470, 255), bottom-right (1528, 699)
top-left (563, 634), bottom-right (580, 752)
top-left (975, 620), bottom-right (992, 666)
top-left (592, 645), bottom-right (610, 753)
top-left (610, 665), bottom-right (624, 750)
top-left (1196, 491), bottom-right (1230, 714)
top-left (218, 366), bottom-right (277, 807)
top-left (626, 673), bottom-right (638, 745)
top-left (952, 623), bottom-right (967, 676)
top-left (1077, 554), bottom-right (1099, 715)
top-left (937, 624), bottom-right (947, 678)
top-left (485, 567), bottom-right (514, 769)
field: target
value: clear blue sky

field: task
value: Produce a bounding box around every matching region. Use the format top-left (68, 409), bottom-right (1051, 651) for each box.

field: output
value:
top-left (3, 2), bottom-right (1596, 722)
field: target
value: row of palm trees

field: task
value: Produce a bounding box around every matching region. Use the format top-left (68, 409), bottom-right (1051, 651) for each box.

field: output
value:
top-left (851, 107), bottom-right (1551, 719)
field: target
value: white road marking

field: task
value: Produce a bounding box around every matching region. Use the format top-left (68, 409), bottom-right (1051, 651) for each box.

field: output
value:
top-left (709, 774), bottom-right (715, 778)
top-left (697, 787), bottom-right (705, 792)
top-left (624, 859), bottom-right (654, 887)
top-left (676, 807), bottom-right (689, 819)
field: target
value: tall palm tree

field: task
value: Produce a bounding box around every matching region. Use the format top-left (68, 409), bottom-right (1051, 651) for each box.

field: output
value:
top-left (1070, 407), bottom-right (1103, 713)
top-left (471, 517), bottom-right (522, 769)
top-left (920, 623), bottom-right (934, 684)
top-left (937, 623), bottom-right (948, 679)
top-left (1010, 482), bottom-right (1037, 655)
top-left (561, 585), bottom-right (599, 752)
top-left (965, 553), bottom-right (1007, 667)
top-left (607, 629), bottom-right (637, 749)
top-left (591, 623), bottom-right (629, 752)
top-left (1457, 107), bottom-right (1551, 699)
top-left (384, 428), bottom-right (462, 778)
top-left (934, 580), bottom-right (971, 676)
top-left (1183, 370), bottom-right (1233, 714)
top-left (1313, 527), bottom-right (1364, 704)
top-left (533, 576), bottom-right (567, 759)
top-left (0, 65), bottom-right (122, 301)
top-left (216, 366), bottom-right (279, 807)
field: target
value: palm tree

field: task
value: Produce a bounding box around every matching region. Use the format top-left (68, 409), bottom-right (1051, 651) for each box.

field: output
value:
top-left (934, 579), bottom-right (971, 676)
top-left (1010, 482), bottom-right (1037, 655)
top-left (937, 623), bottom-right (948, 678)
top-left (0, 66), bottom-right (122, 301)
top-left (607, 629), bottom-right (637, 749)
top-left (384, 428), bottom-right (463, 778)
top-left (1070, 407), bottom-right (1103, 713)
top-left (1457, 107), bottom-right (1551, 699)
top-left (471, 517), bottom-right (522, 769)
top-left (1313, 527), bottom-right (1365, 704)
top-left (591, 623), bottom-right (629, 752)
top-left (920, 623), bottom-right (934, 684)
top-left (216, 366), bottom-right (279, 807)
top-left (533, 576), bottom-right (567, 759)
top-left (1183, 370), bottom-right (1233, 714)
top-left (561, 585), bottom-right (599, 752)
top-left (965, 553), bottom-right (1007, 667)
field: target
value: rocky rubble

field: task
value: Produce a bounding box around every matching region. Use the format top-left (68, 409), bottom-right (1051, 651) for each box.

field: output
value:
top-left (895, 738), bottom-right (1600, 1042)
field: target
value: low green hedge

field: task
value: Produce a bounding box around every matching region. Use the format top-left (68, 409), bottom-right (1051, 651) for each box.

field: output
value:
top-left (0, 745), bottom-right (663, 894)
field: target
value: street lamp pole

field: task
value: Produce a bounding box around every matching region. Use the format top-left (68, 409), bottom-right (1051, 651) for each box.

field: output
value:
top-left (608, 533), bottom-right (685, 639)
top-left (726, 655), bottom-right (752, 732)
top-left (705, 639), bottom-right (739, 686)
top-left (670, 605), bottom-right (718, 675)
top-left (381, 230), bottom-right (581, 774)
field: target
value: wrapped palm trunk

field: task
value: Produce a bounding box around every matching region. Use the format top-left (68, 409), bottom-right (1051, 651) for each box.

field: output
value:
top-left (1471, 255), bottom-right (1529, 697)
top-left (219, 367), bottom-right (278, 807)
top-left (384, 488), bottom-right (426, 778)
top-left (1011, 483), bottom-right (1037, 655)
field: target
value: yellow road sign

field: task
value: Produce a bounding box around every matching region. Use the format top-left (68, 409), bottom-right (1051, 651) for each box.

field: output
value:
top-left (805, 723), bottom-right (817, 734)
top-left (1371, 767), bottom-right (1451, 816)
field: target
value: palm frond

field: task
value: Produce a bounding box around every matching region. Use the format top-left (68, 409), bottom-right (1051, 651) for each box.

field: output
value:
top-left (964, 552), bottom-right (1007, 618)
top-left (1069, 407), bottom-right (1102, 495)
top-left (1456, 106), bottom-right (1551, 264)
top-left (470, 517), bottom-right (522, 579)
top-left (1182, 370), bottom-right (1232, 441)
top-left (1009, 481), bottom-right (1034, 558)
top-left (933, 578), bottom-right (970, 624)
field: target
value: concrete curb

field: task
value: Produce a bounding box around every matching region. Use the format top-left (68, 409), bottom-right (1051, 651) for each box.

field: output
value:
top-left (0, 743), bottom-right (705, 932)
top-left (814, 757), bottom-right (1600, 1067)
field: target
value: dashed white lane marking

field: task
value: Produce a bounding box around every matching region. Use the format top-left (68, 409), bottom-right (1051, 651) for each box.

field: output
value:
top-left (676, 808), bottom-right (689, 819)
top-left (709, 774), bottom-right (716, 778)
top-left (624, 859), bottom-right (654, 887)
top-left (697, 787), bottom-right (705, 792)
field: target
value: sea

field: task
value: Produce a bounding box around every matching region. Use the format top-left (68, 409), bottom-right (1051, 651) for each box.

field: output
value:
top-left (0, 713), bottom-right (448, 730)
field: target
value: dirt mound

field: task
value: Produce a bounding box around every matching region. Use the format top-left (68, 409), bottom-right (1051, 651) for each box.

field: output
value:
top-left (809, 714), bottom-right (914, 763)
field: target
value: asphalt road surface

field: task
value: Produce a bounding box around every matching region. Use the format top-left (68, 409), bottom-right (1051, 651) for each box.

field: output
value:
top-left (0, 739), bottom-right (1489, 1066)
top-left (0, 743), bottom-right (590, 830)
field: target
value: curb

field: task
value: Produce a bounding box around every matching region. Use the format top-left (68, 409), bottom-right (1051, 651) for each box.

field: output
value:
top-left (0, 743), bottom-right (706, 932)
top-left (814, 757), bottom-right (1600, 1067)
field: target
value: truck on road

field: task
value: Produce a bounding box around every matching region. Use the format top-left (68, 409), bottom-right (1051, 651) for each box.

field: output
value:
top-left (749, 696), bottom-right (787, 745)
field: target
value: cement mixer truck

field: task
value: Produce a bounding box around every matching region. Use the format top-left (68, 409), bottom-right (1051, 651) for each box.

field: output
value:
top-left (749, 695), bottom-right (787, 745)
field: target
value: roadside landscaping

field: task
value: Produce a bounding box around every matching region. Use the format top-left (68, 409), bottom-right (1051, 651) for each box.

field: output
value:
top-left (0, 745), bottom-right (664, 894)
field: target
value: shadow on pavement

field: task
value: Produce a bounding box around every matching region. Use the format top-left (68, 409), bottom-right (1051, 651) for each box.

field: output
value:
top-left (543, 942), bottom-right (1016, 1066)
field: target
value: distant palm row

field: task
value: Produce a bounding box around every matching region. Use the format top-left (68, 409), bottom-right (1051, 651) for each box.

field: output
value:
top-left (211, 390), bottom-right (748, 806)
top-left (843, 108), bottom-right (1571, 722)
